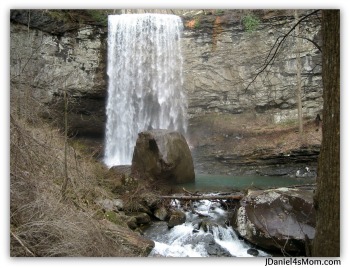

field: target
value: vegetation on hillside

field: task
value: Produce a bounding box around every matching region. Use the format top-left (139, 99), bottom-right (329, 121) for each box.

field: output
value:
top-left (10, 117), bottom-right (153, 256)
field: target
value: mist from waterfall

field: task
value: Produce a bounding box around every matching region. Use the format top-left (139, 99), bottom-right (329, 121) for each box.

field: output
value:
top-left (104, 14), bottom-right (187, 167)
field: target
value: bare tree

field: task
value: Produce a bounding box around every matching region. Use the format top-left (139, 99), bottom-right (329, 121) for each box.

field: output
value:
top-left (312, 9), bottom-right (340, 257)
top-left (295, 10), bottom-right (304, 137)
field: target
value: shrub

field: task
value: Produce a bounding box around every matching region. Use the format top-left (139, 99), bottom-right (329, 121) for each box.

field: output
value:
top-left (242, 14), bottom-right (260, 33)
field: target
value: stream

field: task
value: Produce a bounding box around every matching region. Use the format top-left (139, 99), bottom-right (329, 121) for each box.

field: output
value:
top-left (144, 198), bottom-right (270, 257)
top-left (142, 174), bottom-right (315, 257)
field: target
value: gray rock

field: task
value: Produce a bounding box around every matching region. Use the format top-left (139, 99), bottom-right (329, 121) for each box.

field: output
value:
top-left (247, 248), bottom-right (259, 256)
top-left (182, 11), bottom-right (322, 121)
top-left (168, 210), bottom-right (186, 228)
top-left (95, 198), bottom-right (124, 212)
top-left (232, 187), bottom-right (315, 255)
top-left (113, 199), bottom-right (124, 210)
top-left (154, 206), bottom-right (168, 221)
top-left (10, 17), bottom-right (107, 139)
top-left (131, 129), bottom-right (195, 184)
top-left (199, 220), bottom-right (219, 234)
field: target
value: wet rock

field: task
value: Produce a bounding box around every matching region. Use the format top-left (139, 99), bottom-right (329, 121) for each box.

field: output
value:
top-left (232, 187), bottom-right (316, 255)
top-left (168, 210), bottom-right (186, 228)
top-left (247, 248), bottom-right (259, 256)
top-left (207, 243), bottom-right (232, 257)
top-left (131, 129), bottom-right (195, 184)
top-left (191, 233), bottom-right (232, 257)
top-left (199, 220), bottom-right (219, 234)
top-left (154, 206), bottom-right (168, 221)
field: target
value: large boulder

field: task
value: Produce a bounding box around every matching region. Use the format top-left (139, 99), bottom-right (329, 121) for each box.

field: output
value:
top-left (232, 187), bottom-right (315, 255)
top-left (131, 129), bottom-right (195, 184)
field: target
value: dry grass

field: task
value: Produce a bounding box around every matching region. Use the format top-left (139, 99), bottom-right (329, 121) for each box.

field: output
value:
top-left (10, 116), bottom-right (151, 257)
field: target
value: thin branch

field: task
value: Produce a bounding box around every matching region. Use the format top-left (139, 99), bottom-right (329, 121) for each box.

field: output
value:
top-left (245, 9), bottom-right (321, 91)
top-left (10, 231), bottom-right (36, 257)
top-left (287, 33), bottom-right (322, 53)
top-left (182, 187), bottom-right (201, 196)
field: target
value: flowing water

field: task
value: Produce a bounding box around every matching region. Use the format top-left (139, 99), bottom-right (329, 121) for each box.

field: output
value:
top-left (144, 198), bottom-right (271, 257)
top-left (143, 174), bottom-right (314, 257)
top-left (104, 14), bottom-right (187, 167)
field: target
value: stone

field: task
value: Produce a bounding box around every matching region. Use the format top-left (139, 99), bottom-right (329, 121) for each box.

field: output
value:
top-left (199, 220), bottom-right (219, 234)
top-left (127, 212), bottom-right (151, 225)
top-left (181, 10), bottom-right (322, 120)
top-left (95, 198), bottom-right (124, 212)
top-left (247, 248), bottom-right (259, 256)
top-left (123, 202), bottom-right (151, 215)
top-left (154, 206), bottom-right (168, 221)
top-left (232, 187), bottom-right (316, 255)
top-left (126, 217), bottom-right (138, 230)
top-left (168, 210), bottom-right (186, 228)
top-left (131, 129), bottom-right (195, 184)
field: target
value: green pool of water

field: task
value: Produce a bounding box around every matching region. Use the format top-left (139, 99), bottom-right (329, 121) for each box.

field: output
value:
top-left (173, 174), bottom-right (315, 192)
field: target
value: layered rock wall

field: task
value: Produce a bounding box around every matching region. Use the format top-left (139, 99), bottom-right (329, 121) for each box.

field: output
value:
top-left (10, 10), bottom-right (108, 138)
top-left (10, 9), bottom-right (323, 138)
top-left (181, 10), bottom-right (322, 122)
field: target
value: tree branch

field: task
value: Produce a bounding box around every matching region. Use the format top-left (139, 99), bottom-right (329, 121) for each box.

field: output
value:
top-left (244, 9), bottom-right (321, 91)
top-left (10, 231), bottom-right (36, 257)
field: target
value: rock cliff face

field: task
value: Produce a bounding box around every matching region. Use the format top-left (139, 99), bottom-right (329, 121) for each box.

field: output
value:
top-left (181, 10), bottom-right (322, 121)
top-left (10, 9), bottom-right (322, 149)
top-left (10, 10), bottom-right (108, 138)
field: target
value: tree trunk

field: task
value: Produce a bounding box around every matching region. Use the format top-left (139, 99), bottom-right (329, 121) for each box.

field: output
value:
top-left (295, 10), bottom-right (303, 138)
top-left (61, 82), bottom-right (69, 201)
top-left (312, 9), bottom-right (340, 257)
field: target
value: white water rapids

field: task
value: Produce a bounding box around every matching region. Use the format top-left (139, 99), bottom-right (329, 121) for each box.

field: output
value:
top-left (104, 14), bottom-right (187, 166)
top-left (143, 199), bottom-right (270, 257)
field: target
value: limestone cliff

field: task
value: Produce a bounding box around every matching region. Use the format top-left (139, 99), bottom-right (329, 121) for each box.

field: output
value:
top-left (10, 9), bottom-right (322, 156)
top-left (181, 9), bottom-right (322, 122)
top-left (10, 10), bottom-right (109, 138)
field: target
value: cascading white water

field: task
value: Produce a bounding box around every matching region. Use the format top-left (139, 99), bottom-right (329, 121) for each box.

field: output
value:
top-left (104, 14), bottom-right (187, 167)
top-left (143, 199), bottom-right (271, 257)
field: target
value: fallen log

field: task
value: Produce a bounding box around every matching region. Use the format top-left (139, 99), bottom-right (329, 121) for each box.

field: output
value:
top-left (160, 195), bottom-right (243, 201)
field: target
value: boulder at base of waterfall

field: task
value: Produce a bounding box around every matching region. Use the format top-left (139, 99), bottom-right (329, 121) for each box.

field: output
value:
top-left (232, 187), bottom-right (315, 255)
top-left (131, 129), bottom-right (195, 184)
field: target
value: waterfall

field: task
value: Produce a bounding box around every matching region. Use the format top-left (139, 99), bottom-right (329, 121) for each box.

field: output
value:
top-left (104, 14), bottom-right (187, 167)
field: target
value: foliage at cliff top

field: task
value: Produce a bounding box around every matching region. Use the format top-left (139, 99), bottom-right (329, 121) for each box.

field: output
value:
top-left (242, 14), bottom-right (260, 33)
top-left (47, 9), bottom-right (110, 27)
